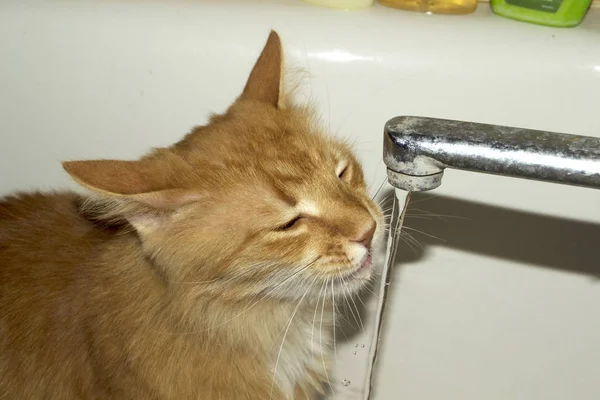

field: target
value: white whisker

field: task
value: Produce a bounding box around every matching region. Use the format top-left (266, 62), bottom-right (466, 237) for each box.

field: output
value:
top-left (399, 230), bottom-right (424, 251)
top-left (159, 258), bottom-right (320, 335)
top-left (367, 159), bottom-right (383, 193)
top-left (339, 278), bottom-right (360, 331)
top-left (331, 279), bottom-right (337, 364)
top-left (408, 208), bottom-right (468, 220)
top-left (311, 281), bottom-right (327, 394)
top-left (319, 278), bottom-right (334, 396)
top-left (269, 284), bottom-right (312, 400)
top-left (311, 281), bottom-right (326, 355)
top-left (342, 278), bottom-right (365, 334)
top-left (370, 177), bottom-right (388, 201)
top-left (360, 279), bottom-right (381, 300)
top-left (403, 226), bottom-right (446, 242)
top-left (408, 194), bottom-right (440, 205)
top-left (399, 238), bottom-right (419, 255)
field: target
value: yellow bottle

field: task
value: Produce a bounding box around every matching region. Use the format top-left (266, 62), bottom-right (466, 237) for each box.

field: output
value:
top-left (378, 0), bottom-right (477, 14)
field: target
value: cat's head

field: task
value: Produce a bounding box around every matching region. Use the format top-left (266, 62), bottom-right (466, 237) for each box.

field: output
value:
top-left (63, 31), bottom-right (383, 301)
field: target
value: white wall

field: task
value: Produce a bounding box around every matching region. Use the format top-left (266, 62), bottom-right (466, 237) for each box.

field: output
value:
top-left (1, 1), bottom-right (599, 399)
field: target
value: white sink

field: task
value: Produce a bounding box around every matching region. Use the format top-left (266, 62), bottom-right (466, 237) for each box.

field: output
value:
top-left (1, 1), bottom-right (599, 399)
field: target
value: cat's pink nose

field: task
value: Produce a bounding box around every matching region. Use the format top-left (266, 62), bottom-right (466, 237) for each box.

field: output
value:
top-left (353, 220), bottom-right (376, 249)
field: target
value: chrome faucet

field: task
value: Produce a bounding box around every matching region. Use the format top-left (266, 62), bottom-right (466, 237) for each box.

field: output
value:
top-left (383, 116), bottom-right (600, 192)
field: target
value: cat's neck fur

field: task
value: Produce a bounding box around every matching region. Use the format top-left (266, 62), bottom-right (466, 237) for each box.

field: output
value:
top-left (88, 230), bottom-right (333, 398)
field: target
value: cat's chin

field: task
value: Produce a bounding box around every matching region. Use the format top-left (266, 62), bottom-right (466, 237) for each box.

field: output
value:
top-left (342, 251), bottom-right (374, 281)
top-left (327, 252), bottom-right (374, 296)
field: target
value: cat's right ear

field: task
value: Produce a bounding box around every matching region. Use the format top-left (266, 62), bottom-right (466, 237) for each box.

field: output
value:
top-left (62, 160), bottom-right (203, 210)
top-left (238, 30), bottom-right (284, 108)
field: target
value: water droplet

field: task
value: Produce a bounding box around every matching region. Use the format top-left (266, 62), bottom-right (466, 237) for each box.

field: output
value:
top-left (342, 379), bottom-right (351, 386)
top-left (361, 344), bottom-right (365, 348)
top-left (354, 344), bottom-right (358, 347)
top-left (353, 351), bottom-right (358, 355)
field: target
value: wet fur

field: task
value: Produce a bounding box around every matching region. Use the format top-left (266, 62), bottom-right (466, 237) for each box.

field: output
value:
top-left (0, 31), bottom-right (383, 399)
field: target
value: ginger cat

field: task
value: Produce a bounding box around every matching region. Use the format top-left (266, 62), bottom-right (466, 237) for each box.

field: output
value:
top-left (0, 31), bottom-right (383, 400)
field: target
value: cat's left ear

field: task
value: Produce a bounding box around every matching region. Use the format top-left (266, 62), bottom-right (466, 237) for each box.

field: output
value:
top-left (62, 159), bottom-right (201, 209)
top-left (62, 159), bottom-right (203, 232)
top-left (239, 30), bottom-right (284, 108)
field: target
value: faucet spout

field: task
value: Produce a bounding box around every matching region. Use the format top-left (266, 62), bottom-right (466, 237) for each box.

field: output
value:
top-left (383, 116), bottom-right (600, 192)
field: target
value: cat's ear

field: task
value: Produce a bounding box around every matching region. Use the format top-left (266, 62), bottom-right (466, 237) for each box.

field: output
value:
top-left (239, 30), bottom-right (283, 108)
top-left (62, 160), bottom-right (202, 210)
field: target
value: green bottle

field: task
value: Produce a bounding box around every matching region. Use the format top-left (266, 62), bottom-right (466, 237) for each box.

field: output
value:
top-left (490, 0), bottom-right (593, 27)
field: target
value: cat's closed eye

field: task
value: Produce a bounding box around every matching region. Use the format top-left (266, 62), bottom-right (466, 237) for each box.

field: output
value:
top-left (275, 215), bottom-right (302, 231)
top-left (336, 162), bottom-right (349, 180)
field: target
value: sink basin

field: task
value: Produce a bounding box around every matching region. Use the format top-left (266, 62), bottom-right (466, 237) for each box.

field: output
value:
top-left (1, 1), bottom-right (599, 399)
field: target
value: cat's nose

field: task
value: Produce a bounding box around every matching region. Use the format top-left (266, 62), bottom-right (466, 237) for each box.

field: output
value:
top-left (353, 220), bottom-right (376, 249)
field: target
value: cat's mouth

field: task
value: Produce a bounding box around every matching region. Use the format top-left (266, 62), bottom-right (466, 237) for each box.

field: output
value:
top-left (337, 251), bottom-right (373, 282)
top-left (355, 252), bottom-right (373, 277)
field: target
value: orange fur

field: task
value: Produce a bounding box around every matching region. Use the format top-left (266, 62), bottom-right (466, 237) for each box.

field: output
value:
top-left (0, 31), bottom-right (383, 399)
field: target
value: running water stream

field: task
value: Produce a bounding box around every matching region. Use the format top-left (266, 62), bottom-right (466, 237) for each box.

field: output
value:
top-left (364, 189), bottom-right (412, 400)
